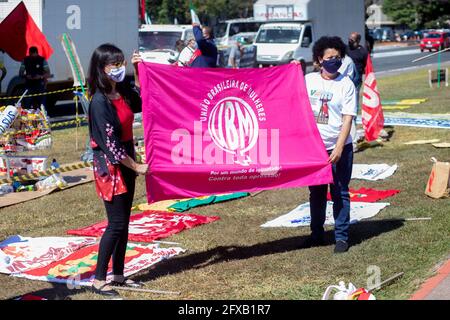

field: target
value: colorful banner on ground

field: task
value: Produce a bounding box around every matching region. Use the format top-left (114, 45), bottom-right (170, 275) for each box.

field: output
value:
top-left (327, 188), bottom-right (400, 202)
top-left (139, 62), bottom-right (332, 202)
top-left (361, 55), bottom-right (384, 141)
top-left (261, 202), bottom-right (390, 228)
top-left (67, 211), bottom-right (220, 243)
top-left (167, 192), bottom-right (250, 212)
top-left (0, 235), bottom-right (96, 274)
top-left (14, 243), bottom-right (185, 286)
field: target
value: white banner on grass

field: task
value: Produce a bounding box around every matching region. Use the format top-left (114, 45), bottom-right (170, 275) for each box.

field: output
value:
top-left (351, 164), bottom-right (398, 181)
top-left (261, 202), bottom-right (390, 228)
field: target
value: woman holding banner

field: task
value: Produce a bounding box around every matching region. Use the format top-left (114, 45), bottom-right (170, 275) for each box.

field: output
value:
top-left (88, 44), bottom-right (149, 296)
top-left (294, 36), bottom-right (357, 253)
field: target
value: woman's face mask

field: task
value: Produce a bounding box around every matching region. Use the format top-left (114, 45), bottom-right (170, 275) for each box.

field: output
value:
top-left (321, 57), bottom-right (342, 74)
top-left (106, 65), bottom-right (126, 83)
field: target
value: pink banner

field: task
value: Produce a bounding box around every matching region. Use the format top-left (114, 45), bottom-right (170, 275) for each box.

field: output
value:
top-left (139, 63), bottom-right (332, 202)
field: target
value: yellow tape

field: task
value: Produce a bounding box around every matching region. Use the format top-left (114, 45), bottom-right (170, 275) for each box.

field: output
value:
top-left (1, 118), bottom-right (87, 137)
top-left (0, 161), bottom-right (93, 184)
top-left (0, 87), bottom-right (81, 100)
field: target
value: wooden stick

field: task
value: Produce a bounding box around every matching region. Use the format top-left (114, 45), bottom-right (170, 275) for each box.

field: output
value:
top-left (404, 217), bottom-right (432, 221)
top-left (250, 190), bottom-right (265, 197)
top-left (377, 217), bottom-right (431, 222)
top-left (368, 272), bottom-right (404, 292)
top-left (111, 286), bottom-right (181, 295)
top-left (75, 94), bottom-right (79, 151)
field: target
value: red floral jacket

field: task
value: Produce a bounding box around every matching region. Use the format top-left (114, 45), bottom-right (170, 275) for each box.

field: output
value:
top-left (88, 87), bottom-right (141, 201)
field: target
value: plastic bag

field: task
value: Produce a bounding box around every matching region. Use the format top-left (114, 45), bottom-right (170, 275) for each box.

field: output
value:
top-left (35, 174), bottom-right (68, 191)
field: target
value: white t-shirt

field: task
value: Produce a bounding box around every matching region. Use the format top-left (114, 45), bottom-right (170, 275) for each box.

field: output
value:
top-left (305, 72), bottom-right (357, 150)
top-left (338, 55), bottom-right (355, 81)
top-left (177, 46), bottom-right (195, 66)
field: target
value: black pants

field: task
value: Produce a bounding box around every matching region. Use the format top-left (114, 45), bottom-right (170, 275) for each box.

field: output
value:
top-left (95, 165), bottom-right (136, 281)
top-left (23, 80), bottom-right (46, 109)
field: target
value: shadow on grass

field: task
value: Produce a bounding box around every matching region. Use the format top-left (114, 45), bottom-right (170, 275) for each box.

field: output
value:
top-left (135, 219), bottom-right (404, 282)
top-left (8, 219), bottom-right (404, 299)
top-left (9, 283), bottom-right (90, 300)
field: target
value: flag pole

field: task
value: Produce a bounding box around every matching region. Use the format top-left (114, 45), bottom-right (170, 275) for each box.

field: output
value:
top-left (75, 93), bottom-right (79, 150)
top-left (437, 46), bottom-right (441, 89)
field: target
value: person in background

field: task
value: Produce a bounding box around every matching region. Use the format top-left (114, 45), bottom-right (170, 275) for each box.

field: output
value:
top-left (347, 32), bottom-right (369, 150)
top-left (175, 39), bottom-right (185, 54)
top-left (87, 44), bottom-right (149, 297)
top-left (347, 32), bottom-right (368, 101)
top-left (228, 37), bottom-right (246, 69)
top-left (19, 47), bottom-right (51, 109)
top-left (338, 54), bottom-right (356, 84)
top-left (365, 27), bottom-right (375, 55)
top-left (292, 36), bottom-right (357, 253)
top-left (177, 38), bottom-right (196, 66)
top-left (191, 23), bottom-right (217, 68)
top-left (0, 49), bottom-right (6, 93)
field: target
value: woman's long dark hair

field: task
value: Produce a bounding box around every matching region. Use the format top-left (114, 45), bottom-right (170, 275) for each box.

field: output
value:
top-left (88, 43), bottom-right (127, 97)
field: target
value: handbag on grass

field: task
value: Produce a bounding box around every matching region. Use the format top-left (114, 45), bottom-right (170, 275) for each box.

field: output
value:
top-left (425, 157), bottom-right (450, 199)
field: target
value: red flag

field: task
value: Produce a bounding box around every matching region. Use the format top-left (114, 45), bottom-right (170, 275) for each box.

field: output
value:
top-left (188, 49), bottom-right (201, 66)
top-left (361, 55), bottom-right (384, 141)
top-left (0, 1), bottom-right (53, 62)
top-left (140, 0), bottom-right (146, 23)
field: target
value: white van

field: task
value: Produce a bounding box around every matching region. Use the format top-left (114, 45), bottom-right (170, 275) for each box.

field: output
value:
top-left (254, 22), bottom-right (312, 68)
top-left (252, 0), bottom-right (365, 72)
top-left (138, 24), bottom-right (194, 65)
top-left (215, 18), bottom-right (264, 47)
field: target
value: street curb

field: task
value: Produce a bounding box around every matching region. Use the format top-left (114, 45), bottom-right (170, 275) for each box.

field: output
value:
top-left (409, 258), bottom-right (450, 300)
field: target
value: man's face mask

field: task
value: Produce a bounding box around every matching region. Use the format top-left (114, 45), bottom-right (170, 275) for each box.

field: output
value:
top-left (106, 65), bottom-right (126, 83)
top-left (322, 57), bottom-right (342, 74)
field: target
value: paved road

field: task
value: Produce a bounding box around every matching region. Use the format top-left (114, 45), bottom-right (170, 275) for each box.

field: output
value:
top-left (373, 44), bottom-right (450, 75)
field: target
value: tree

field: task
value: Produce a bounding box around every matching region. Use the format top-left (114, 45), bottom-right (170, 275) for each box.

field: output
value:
top-left (145, 0), bottom-right (254, 25)
top-left (383, 0), bottom-right (450, 29)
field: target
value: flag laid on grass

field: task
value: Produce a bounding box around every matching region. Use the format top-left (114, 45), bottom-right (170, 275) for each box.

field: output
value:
top-left (261, 202), bottom-right (389, 227)
top-left (14, 243), bottom-right (184, 286)
top-left (0, 1), bottom-right (53, 61)
top-left (361, 55), bottom-right (384, 141)
top-left (167, 192), bottom-right (250, 212)
top-left (327, 188), bottom-right (400, 202)
top-left (67, 211), bottom-right (220, 242)
top-left (351, 164), bottom-right (398, 181)
top-left (139, 62), bottom-right (332, 202)
top-left (0, 236), bottom-right (96, 274)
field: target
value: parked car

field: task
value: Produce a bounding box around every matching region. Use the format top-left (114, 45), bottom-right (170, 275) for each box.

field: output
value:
top-left (371, 27), bottom-right (395, 42)
top-left (420, 32), bottom-right (450, 52)
top-left (139, 24), bottom-right (194, 65)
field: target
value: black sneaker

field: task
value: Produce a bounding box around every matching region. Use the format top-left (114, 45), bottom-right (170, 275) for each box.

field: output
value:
top-left (334, 240), bottom-right (349, 253)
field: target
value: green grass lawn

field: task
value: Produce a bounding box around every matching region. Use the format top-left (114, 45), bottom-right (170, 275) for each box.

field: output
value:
top-left (0, 67), bottom-right (449, 300)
